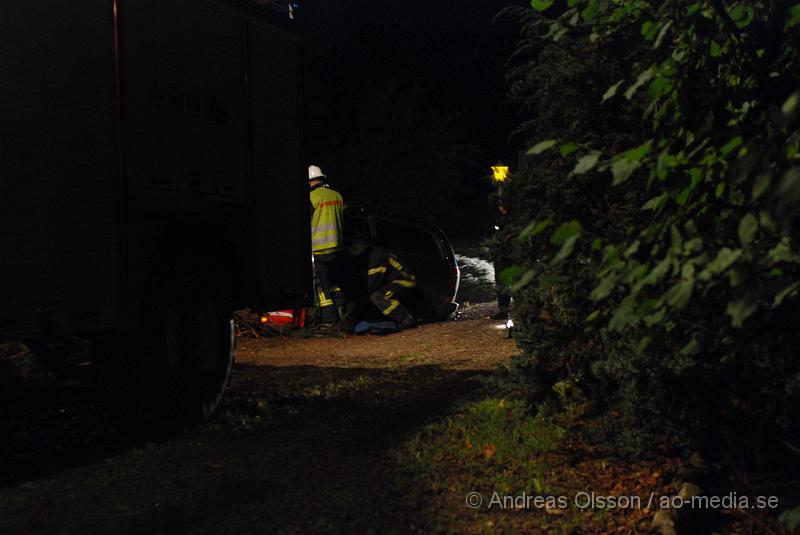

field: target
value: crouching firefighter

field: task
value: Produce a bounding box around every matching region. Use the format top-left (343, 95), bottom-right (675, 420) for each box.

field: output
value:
top-left (348, 233), bottom-right (418, 329)
top-left (309, 164), bottom-right (346, 323)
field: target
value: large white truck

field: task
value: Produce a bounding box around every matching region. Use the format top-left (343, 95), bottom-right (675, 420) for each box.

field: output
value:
top-left (0, 0), bottom-right (312, 420)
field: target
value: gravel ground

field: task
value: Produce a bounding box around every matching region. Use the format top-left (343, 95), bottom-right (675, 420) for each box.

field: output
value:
top-left (237, 316), bottom-right (517, 370)
top-left (1, 317), bottom-right (519, 535)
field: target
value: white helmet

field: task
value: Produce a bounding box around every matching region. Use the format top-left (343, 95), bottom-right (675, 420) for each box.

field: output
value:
top-left (308, 164), bottom-right (326, 181)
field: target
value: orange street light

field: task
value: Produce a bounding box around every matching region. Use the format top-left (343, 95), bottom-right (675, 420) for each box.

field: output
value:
top-left (491, 164), bottom-right (509, 183)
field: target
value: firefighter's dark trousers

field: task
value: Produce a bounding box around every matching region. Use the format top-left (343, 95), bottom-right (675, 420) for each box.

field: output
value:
top-left (314, 252), bottom-right (345, 323)
top-left (370, 282), bottom-right (414, 323)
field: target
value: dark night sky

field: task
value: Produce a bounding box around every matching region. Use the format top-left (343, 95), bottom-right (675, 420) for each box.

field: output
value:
top-left (302, 0), bottom-right (528, 170)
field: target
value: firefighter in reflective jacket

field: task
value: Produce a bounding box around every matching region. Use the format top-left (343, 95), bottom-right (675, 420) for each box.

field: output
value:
top-left (366, 247), bottom-right (418, 329)
top-left (309, 164), bottom-right (345, 323)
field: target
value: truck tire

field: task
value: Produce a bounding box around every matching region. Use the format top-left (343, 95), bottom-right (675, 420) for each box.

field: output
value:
top-left (150, 297), bottom-right (235, 421)
top-left (122, 265), bottom-right (235, 426)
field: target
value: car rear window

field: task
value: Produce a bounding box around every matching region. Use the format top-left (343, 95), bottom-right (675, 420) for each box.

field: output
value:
top-left (350, 215), bottom-right (372, 238)
top-left (373, 219), bottom-right (443, 259)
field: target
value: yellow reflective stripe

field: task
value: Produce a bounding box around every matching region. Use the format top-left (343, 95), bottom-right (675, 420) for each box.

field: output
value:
top-left (312, 229), bottom-right (340, 239)
top-left (317, 288), bottom-right (334, 307)
top-left (312, 234), bottom-right (340, 246)
top-left (393, 279), bottom-right (416, 288)
top-left (368, 266), bottom-right (387, 276)
top-left (383, 297), bottom-right (400, 316)
top-left (311, 227), bottom-right (342, 248)
top-left (389, 257), bottom-right (404, 270)
top-left (312, 223), bottom-right (340, 233)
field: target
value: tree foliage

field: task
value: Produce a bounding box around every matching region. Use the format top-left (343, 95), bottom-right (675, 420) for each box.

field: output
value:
top-left (501, 0), bottom-right (800, 459)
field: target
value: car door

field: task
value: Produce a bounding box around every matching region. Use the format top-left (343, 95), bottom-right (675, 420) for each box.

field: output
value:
top-left (370, 216), bottom-right (456, 321)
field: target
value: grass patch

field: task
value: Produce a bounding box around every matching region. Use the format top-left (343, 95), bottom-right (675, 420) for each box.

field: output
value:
top-left (401, 399), bottom-right (563, 468)
top-left (458, 399), bottom-right (564, 463)
top-left (388, 397), bottom-right (681, 534)
top-left (211, 374), bottom-right (376, 430)
top-left (209, 394), bottom-right (272, 430)
top-left (396, 399), bottom-right (565, 498)
top-left (299, 374), bottom-right (374, 399)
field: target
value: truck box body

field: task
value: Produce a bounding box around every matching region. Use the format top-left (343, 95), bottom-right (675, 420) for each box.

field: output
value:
top-left (0, 0), bottom-right (312, 341)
